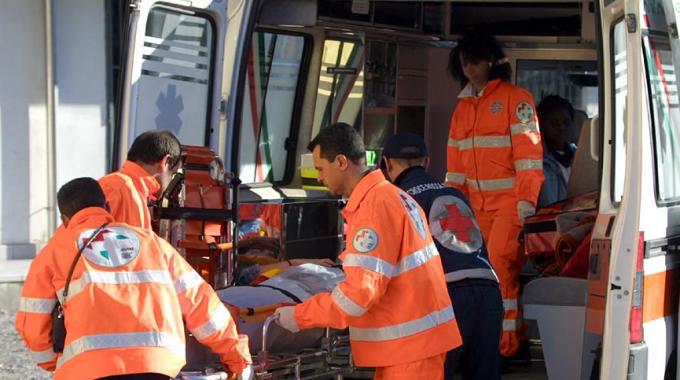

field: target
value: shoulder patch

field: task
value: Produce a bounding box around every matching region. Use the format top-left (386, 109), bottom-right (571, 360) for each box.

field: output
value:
top-left (79, 226), bottom-right (141, 268)
top-left (515, 101), bottom-right (535, 124)
top-left (397, 190), bottom-right (428, 241)
top-left (428, 195), bottom-right (484, 254)
top-left (352, 228), bottom-right (379, 253)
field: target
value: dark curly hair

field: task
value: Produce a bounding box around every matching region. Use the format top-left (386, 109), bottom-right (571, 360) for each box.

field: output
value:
top-left (448, 30), bottom-right (512, 86)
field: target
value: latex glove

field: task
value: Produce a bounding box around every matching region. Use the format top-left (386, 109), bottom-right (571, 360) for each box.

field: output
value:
top-left (274, 306), bottom-right (300, 333)
top-left (517, 200), bottom-right (536, 222)
top-left (237, 365), bottom-right (254, 380)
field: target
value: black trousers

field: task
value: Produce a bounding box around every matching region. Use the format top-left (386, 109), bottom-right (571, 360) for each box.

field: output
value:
top-left (444, 279), bottom-right (504, 380)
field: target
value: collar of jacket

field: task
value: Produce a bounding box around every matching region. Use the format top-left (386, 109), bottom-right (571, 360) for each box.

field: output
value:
top-left (457, 78), bottom-right (503, 99)
top-left (343, 169), bottom-right (387, 215)
top-left (66, 207), bottom-right (116, 232)
top-left (121, 160), bottom-right (161, 198)
top-left (393, 166), bottom-right (427, 189)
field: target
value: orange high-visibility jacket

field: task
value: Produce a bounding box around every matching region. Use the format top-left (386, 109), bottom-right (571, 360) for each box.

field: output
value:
top-left (16, 207), bottom-right (251, 380)
top-left (294, 170), bottom-right (461, 367)
top-left (446, 79), bottom-right (544, 210)
top-left (99, 160), bottom-right (161, 229)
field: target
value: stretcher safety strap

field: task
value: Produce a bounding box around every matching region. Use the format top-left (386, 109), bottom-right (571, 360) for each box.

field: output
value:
top-left (466, 177), bottom-right (515, 191)
top-left (343, 243), bottom-right (439, 278)
top-left (332, 286), bottom-right (367, 317)
top-left (174, 270), bottom-right (204, 294)
top-left (57, 331), bottom-right (184, 367)
top-left (445, 172), bottom-right (466, 185)
top-left (58, 270), bottom-right (173, 303)
top-left (514, 159), bottom-right (543, 171)
top-left (191, 304), bottom-right (231, 340)
top-left (31, 347), bottom-right (57, 364)
top-left (350, 306), bottom-right (455, 342)
top-left (445, 268), bottom-right (499, 283)
top-left (510, 122), bottom-right (539, 135)
top-left (19, 297), bottom-right (57, 314)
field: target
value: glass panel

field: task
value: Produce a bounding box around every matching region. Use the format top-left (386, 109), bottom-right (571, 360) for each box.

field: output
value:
top-left (312, 39), bottom-right (365, 138)
top-left (643, 0), bottom-right (680, 202)
top-left (612, 20), bottom-right (628, 203)
top-left (133, 6), bottom-right (214, 146)
top-left (239, 32), bottom-right (306, 183)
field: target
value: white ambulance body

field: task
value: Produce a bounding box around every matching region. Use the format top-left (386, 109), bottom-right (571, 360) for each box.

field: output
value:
top-left (115, 0), bottom-right (680, 378)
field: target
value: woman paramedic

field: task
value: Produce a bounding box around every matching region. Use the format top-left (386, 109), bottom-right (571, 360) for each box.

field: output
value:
top-left (445, 30), bottom-right (544, 365)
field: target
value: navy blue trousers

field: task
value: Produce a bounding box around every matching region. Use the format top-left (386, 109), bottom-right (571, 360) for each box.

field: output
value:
top-left (445, 279), bottom-right (504, 380)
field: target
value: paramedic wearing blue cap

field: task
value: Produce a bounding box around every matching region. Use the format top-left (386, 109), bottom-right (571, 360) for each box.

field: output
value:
top-left (381, 133), bottom-right (504, 380)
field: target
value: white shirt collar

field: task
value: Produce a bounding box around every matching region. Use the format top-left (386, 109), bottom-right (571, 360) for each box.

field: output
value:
top-left (458, 83), bottom-right (486, 98)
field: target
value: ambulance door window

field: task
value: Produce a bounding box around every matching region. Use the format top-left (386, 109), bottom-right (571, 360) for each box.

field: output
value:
top-left (612, 20), bottom-right (628, 203)
top-left (311, 38), bottom-right (364, 138)
top-left (239, 31), bottom-right (309, 184)
top-left (642, 1), bottom-right (680, 203)
top-left (133, 6), bottom-right (215, 146)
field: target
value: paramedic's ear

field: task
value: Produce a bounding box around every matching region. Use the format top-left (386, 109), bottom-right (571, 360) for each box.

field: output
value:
top-left (60, 215), bottom-right (70, 228)
top-left (423, 157), bottom-right (431, 171)
top-left (335, 154), bottom-right (349, 170)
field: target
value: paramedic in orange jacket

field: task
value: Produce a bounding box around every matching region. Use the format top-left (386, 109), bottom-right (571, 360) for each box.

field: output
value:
top-left (99, 130), bottom-right (182, 229)
top-left (16, 178), bottom-right (251, 380)
top-left (445, 31), bottom-right (544, 360)
top-left (274, 123), bottom-right (461, 379)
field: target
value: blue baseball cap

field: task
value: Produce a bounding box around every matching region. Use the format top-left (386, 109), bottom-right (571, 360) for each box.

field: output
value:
top-left (382, 132), bottom-right (428, 159)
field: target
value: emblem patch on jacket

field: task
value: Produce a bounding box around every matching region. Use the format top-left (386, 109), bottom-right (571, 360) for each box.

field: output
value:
top-left (79, 226), bottom-right (141, 268)
top-left (428, 195), bottom-right (484, 253)
top-left (398, 191), bottom-right (428, 241)
top-left (515, 101), bottom-right (535, 124)
top-left (490, 101), bottom-right (503, 115)
top-left (352, 228), bottom-right (379, 253)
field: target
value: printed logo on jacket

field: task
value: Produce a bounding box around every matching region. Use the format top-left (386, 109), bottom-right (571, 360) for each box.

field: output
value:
top-left (428, 195), bottom-right (483, 254)
top-left (78, 226), bottom-right (141, 267)
top-left (398, 191), bottom-right (428, 241)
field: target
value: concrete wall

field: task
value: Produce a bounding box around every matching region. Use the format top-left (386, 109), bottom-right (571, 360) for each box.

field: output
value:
top-left (0, 0), bottom-right (48, 259)
top-left (53, 0), bottom-right (109, 191)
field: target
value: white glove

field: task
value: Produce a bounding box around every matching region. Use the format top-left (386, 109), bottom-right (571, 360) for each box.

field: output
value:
top-left (237, 364), bottom-right (254, 380)
top-left (517, 200), bottom-right (536, 222)
top-left (274, 306), bottom-right (300, 333)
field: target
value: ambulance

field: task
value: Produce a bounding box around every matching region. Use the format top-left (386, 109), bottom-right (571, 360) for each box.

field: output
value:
top-left (114, 0), bottom-right (680, 378)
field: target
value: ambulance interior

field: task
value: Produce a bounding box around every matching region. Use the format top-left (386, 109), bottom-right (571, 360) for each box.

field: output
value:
top-left (121, 0), bottom-right (680, 378)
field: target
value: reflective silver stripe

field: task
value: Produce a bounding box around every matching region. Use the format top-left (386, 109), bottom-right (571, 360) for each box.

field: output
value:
top-left (58, 270), bottom-right (173, 303)
top-left (510, 123), bottom-right (539, 135)
top-left (191, 305), bottom-right (230, 340)
top-left (343, 243), bottom-right (439, 278)
top-left (31, 348), bottom-right (56, 364)
top-left (445, 268), bottom-right (499, 283)
top-left (466, 177), bottom-right (515, 191)
top-left (445, 172), bottom-right (465, 185)
top-left (19, 297), bottom-right (57, 314)
top-left (350, 306), bottom-right (455, 342)
top-left (514, 159), bottom-right (543, 171)
top-left (503, 299), bottom-right (518, 311)
top-left (457, 138), bottom-right (473, 151)
top-left (332, 286), bottom-right (367, 317)
top-left (503, 319), bottom-right (518, 331)
top-left (174, 270), bottom-right (204, 293)
top-left (474, 136), bottom-right (512, 148)
top-left (58, 331), bottom-right (184, 367)
top-left (447, 137), bottom-right (458, 148)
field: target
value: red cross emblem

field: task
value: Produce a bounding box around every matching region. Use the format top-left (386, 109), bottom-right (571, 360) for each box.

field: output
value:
top-left (82, 228), bottom-right (112, 249)
top-left (439, 204), bottom-right (475, 243)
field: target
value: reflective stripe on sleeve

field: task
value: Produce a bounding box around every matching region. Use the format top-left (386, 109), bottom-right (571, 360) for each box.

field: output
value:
top-left (174, 270), bottom-right (204, 294)
top-left (445, 172), bottom-right (465, 185)
top-left (58, 270), bottom-right (173, 303)
top-left (466, 177), bottom-right (515, 191)
top-left (514, 159), bottom-right (543, 171)
top-left (19, 297), bottom-right (57, 314)
top-left (332, 286), bottom-right (367, 317)
top-left (510, 123), bottom-right (539, 135)
top-left (447, 137), bottom-right (458, 148)
top-left (57, 331), bottom-right (185, 368)
top-left (503, 299), bottom-right (518, 311)
top-left (473, 136), bottom-right (512, 148)
top-left (503, 319), bottom-right (518, 331)
top-left (191, 305), bottom-right (231, 340)
top-left (31, 347), bottom-right (57, 364)
top-left (343, 243), bottom-right (439, 278)
top-left (350, 306), bottom-right (455, 342)
top-left (457, 138), bottom-right (473, 151)
top-left (444, 268), bottom-right (499, 283)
